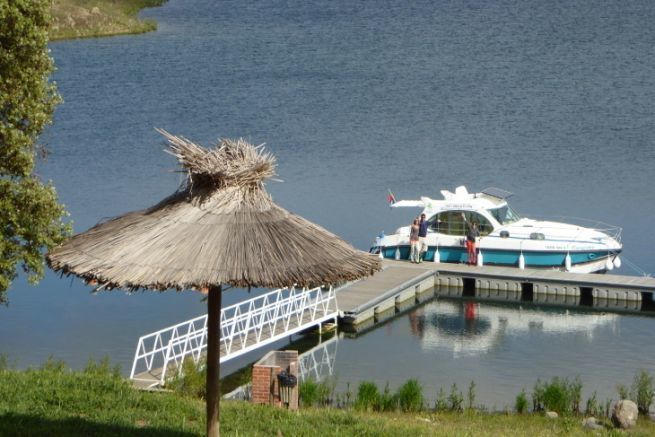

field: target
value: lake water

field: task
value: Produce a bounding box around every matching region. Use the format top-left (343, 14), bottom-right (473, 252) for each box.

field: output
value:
top-left (2, 0), bottom-right (655, 408)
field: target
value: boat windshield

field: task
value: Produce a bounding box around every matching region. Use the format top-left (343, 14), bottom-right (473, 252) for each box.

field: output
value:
top-left (488, 205), bottom-right (521, 224)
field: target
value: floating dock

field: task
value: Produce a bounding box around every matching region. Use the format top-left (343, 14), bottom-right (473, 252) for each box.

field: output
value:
top-left (337, 259), bottom-right (655, 326)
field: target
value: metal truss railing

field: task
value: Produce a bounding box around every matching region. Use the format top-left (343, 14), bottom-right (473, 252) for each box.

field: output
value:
top-left (130, 286), bottom-right (337, 387)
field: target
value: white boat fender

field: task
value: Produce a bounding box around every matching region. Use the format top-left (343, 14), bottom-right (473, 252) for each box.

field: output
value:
top-left (433, 247), bottom-right (440, 264)
top-left (605, 257), bottom-right (614, 271)
top-left (394, 247), bottom-right (400, 260)
top-left (477, 251), bottom-right (484, 267)
top-left (565, 253), bottom-right (572, 271)
top-left (613, 256), bottom-right (622, 269)
top-left (518, 253), bottom-right (525, 270)
top-left (378, 247), bottom-right (384, 259)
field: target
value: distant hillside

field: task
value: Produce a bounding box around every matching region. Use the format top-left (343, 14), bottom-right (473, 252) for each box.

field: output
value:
top-left (50, 0), bottom-right (167, 40)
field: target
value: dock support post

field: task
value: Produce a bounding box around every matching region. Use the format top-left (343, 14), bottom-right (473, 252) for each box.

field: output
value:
top-left (521, 282), bottom-right (533, 302)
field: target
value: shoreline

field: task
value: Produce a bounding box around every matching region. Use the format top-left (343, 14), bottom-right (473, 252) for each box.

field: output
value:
top-left (2, 364), bottom-right (654, 435)
top-left (49, 0), bottom-right (167, 41)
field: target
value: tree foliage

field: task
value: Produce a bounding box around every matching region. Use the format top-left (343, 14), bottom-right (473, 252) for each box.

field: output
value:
top-left (0, 0), bottom-right (70, 303)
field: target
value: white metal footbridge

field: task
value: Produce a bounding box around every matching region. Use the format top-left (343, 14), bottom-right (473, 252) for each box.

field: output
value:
top-left (130, 285), bottom-right (337, 389)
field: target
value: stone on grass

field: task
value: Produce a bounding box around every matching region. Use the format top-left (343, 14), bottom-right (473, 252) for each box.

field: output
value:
top-left (612, 399), bottom-right (638, 429)
top-left (582, 417), bottom-right (603, 430)
top-left (545, 411), bottom-right (558, 419)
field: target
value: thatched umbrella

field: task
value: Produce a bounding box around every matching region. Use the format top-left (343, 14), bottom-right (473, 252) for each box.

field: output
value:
top-left (47, 130), bottom-right (380, 437)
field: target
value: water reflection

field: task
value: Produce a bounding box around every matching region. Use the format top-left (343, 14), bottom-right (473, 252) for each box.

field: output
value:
top-left (224, 333), bottom-right (338, 400)
top-left (298, 335), bottom-right (338, 383)
top-left (409, 299), bottom-right (618, 358)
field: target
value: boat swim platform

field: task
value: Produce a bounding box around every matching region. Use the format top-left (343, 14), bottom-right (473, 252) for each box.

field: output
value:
top-left (336, 259), bottom-right (655, 326)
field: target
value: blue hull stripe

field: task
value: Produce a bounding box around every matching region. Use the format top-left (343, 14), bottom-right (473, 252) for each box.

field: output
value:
top-left (380, 246), bottom-right (618, 267)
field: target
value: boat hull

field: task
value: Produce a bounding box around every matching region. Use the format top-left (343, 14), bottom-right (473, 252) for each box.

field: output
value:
top-left (373, 245), bottom-right (621, 273)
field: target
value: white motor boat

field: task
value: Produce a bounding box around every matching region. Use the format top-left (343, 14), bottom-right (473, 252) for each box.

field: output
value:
top-left (372, 186), bottom-right (622, 273)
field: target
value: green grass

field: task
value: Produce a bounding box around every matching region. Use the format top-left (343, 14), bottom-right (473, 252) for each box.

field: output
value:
top-left (0, 362), bottom-right (203, 435)
top-left (50, 0), bottom-right (167, 41)
top-left (2, 365), bottom-right (655, 436)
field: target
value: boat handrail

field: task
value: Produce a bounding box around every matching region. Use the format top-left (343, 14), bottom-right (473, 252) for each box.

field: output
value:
top-left (533, 215), bottom-right (622, 242)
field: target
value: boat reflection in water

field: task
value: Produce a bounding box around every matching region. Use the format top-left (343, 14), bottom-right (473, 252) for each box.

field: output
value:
top-left (408, 299), bottom-right (618, 358)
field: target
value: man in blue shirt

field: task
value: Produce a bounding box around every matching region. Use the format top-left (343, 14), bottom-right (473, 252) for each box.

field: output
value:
top-left (418, 213), bottom-right (428, 262)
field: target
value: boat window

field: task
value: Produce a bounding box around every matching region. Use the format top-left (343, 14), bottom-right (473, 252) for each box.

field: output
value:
top-left (489, 205), bottom-right (521, 225)
top-left (429, 211), bottom-right (493, 236)
top-left (428, 212), bottom-right (463, 235)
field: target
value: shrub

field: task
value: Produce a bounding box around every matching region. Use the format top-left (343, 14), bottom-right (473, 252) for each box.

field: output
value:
top-left (41, 356), bottom-right (67, 373)
top-left (532, 377), bottom-right (583, 415)
top-left (585, 391), bottom-right (602, 417)
top-left (397, 379), bottom-right (424, 412)
top-left (515, 389), bottom-right (528, 414)
top-left (299, 378), bottom-right (333, 407)
top-left (355, 381), bottom-right (380, 411)
top-left (0, 354), bottom-right (9, 371)
top-left (604, 398), bottom-right (612, 418)
top-left (317, 377), bottom-right (335, 406)
top-left (379, 382), bottom-right (397, 412)
top-left (616, 383), bottom-right (629, 400)
top-left (435, 386), bottom-right (448, 411)
top-left (167, 357), bottom-right (206, 399)
top-left (540, 377), bottom-right (571, 414)
top-left (299, 379), bottom-right (320, 407)
top-left (532, 379), bottom-right (544, 412)
top-left (569, 376), bottom-right (582, 414)
top-left (467, 380), bottom-right (476, 410)
top-left (335, 382), bottom-right (353, 408)
top-left (631, 369), bottom-right (654, 414)
top-left (448, 383), bottom-right (463, 412)
top-left (83, 356), bottom-right (121, 378)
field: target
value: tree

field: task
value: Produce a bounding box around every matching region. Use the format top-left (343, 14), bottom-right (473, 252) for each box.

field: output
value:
top-left (0, 0), bottom-right (70, 303)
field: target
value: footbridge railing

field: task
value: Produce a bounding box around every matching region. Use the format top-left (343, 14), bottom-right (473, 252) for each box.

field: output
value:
top-left (130, 286), bottom-right (338, 388)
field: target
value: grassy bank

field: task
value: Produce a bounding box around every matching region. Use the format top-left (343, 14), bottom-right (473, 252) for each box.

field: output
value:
top-left (50, 0), bottom-right (167, 40)
top-left (2, 363), bottom-right (655, 436)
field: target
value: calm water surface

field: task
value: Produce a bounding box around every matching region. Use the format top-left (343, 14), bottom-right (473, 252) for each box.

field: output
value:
top-left (335, 293), bottom-right (655, 407)
top-left (2, 0), bottom-right (655, 406)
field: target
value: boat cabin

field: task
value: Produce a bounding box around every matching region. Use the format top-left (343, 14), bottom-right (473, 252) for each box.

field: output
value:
top-left (422, 187), bottom-right (521, 238)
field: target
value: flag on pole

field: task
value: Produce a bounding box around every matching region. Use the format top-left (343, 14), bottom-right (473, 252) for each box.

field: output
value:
top-left (387, 189), bottom-right (397, 205)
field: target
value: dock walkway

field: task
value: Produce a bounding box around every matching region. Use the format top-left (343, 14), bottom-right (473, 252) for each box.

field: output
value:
top-left (130, 285), bottom-right (337, 389)
top-left (337, 259), bottom-right (655, 326)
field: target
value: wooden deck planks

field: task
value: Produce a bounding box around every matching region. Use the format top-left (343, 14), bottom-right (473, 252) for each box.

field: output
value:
top-left (336, 264), bottom-right (432, 311)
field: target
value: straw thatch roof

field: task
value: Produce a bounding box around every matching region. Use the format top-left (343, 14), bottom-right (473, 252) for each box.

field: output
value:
top-left (47, 130), bottom-right (380, 291)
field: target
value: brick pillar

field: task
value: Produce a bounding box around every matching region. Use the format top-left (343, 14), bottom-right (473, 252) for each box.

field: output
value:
top-left (251, 350), bottom-right (299, 408)
top-left (251, 364), bottom-right (280, 404)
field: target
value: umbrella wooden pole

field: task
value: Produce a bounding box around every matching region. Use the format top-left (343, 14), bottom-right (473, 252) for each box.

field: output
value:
top-left (207, 285), bottom-right (222, 437)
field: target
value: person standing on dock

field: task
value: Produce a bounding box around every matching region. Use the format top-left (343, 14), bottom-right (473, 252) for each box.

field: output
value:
top-left (462, 213), bottom-right (480, 265)
top-left (418, 213), bottom-right (428, 262)
top-left (409, 218), bottom-right (420, 263)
